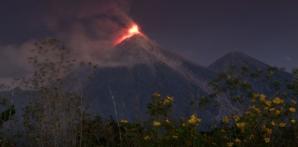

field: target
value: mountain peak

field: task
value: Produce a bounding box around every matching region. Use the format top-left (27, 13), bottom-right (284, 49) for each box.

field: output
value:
top-left (96, 35), bottom-right (166, 67)
top-left (209, 51), bottom-right (269, 73)
top-left (116, 34), bottom-right (157, 50)
top-left (223, 51), bottom-right (249, 58)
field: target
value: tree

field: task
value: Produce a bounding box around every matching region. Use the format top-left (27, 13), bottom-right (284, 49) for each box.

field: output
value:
top-left (23, 39), bottom-right (84, 147)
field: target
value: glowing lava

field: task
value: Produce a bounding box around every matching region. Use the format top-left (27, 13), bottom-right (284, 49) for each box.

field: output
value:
top-left (114, 23), bottom-right (143, 45)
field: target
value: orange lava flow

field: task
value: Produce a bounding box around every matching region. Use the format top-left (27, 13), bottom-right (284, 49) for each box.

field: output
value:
top-left (114, 23), bottom-right (142, 45)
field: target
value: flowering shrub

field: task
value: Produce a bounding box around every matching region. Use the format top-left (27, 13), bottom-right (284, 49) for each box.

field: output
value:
top-left (77, 92), bottom-right (297, 147)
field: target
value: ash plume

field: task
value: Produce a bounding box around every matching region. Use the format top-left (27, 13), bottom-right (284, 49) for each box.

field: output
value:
top-left (46, 0), bottom-right (135, 63)
top-left (0, 0), bottom-right (135, 84)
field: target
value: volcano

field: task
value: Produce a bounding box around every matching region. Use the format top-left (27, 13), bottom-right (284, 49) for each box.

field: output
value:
top-left (70, 34), bottom-right (222, 129)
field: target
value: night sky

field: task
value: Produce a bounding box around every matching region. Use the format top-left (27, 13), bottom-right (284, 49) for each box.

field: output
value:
top-left (0, 0), bottom-right (298, 73)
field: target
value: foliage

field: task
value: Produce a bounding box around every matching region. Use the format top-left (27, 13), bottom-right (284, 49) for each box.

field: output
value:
top-left (22, 39), bottom-right (86, 147)
top-left (77, 92), bottom-right (298, 147)
top-left (0, 96), bottom-right (16, 147)
top-left (288, 69), bottom-right (298, 96)
top-left (79, 93), bottom-right (204, 147)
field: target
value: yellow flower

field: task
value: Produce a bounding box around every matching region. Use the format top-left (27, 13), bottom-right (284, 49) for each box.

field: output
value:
top-left (291, 119), bottom-right (296, 124)
top-left (227, 142), bottom-right (234, 147)
top-left (234, 138), bottom-right (241, 144)
top-left (254, 107), bottom-right (261, 113)
top-left (264, 137), bottom-right (270, 143)
top-left (153, 121), bottom-right (161, 127)
top-left (265, 100), bottom-right (272, 107)
top-left (234, 115), bottom-right (240, 122)
top-left (152, 92), bottom-right (161, 97)
top-left (144, 135), bottom-right (151, 140)
top-left (120, 119), bottom-right (128, 124)
top-left (188, 114), bottom-right (201, 125)
top-left (279, 122), bottom-right (286, 128)
top-left (264, 128), bottom-right (272, 135)
top-left (274, 109), bottom-right (281, 116)
top-left (222, 116), bottom-right (229, 124)
top-left (251, 105), bottom-right (261, 113)
top-left (236, 122), bottom-right (246, 129)
top-left (163, 96), bottom-right (174, 105)
top-left (273, 97), bottom-right (284, 105)
top-left (289, 107), bottom-right (296, 113)
top-left (269, 108), bottom-right (275, 112)
top-left (259, 94), bottom-right (266, 102)
top-left (271, 121), bottom-right (276, 126)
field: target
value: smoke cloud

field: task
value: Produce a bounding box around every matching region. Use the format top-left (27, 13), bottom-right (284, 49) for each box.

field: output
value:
top-left (0, 0), bottom-right (134, 84)
top-left (47, 0), bottom-right (134, 62)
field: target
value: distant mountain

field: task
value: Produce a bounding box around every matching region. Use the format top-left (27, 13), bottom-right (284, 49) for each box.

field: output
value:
top-left (208, 51), bottom-right (293, 105)
top-left (209, 51), bottom-right (269, 73)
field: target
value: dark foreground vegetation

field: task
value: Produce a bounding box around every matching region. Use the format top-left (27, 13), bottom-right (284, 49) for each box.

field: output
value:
top-left (0, 39), bottom-right (297, 147)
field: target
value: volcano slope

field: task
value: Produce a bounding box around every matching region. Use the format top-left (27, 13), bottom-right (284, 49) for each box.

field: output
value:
top-left (66, 35), bottom-right (221, 129)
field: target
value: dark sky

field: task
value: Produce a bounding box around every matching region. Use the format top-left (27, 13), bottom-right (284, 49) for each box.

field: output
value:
top-left (0, 0), bottom-right (298, 70)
